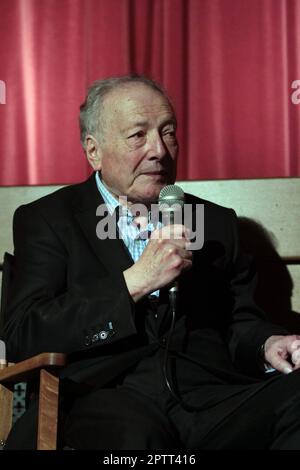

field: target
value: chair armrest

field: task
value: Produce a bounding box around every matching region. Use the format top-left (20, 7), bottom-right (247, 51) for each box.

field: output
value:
top-left (0, 352), bottom-right (67, 384)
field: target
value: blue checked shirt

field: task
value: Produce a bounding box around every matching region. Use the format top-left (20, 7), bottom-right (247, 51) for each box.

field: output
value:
top-left (95, 172), bottom-right (161, 296)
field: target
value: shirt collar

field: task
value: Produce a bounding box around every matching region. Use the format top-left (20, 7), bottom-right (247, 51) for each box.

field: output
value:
top-left (95, 171), bottom-right (161, 231)
top-left (95, 171), bottom-right (120, 216)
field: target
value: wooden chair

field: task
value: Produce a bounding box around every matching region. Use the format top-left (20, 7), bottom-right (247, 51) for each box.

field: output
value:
top-left (0, 253), bottom-right (67, 450)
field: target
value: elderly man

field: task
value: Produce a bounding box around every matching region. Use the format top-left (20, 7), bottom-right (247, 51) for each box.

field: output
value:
top-left (4, 75), bottom-right (300, 450)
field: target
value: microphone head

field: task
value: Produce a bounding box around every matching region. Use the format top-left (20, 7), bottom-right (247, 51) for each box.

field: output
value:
top-left (158, 184), bottom-right (185, 209)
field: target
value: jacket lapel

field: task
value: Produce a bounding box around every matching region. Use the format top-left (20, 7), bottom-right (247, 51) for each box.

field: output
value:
top-left (72, 173), bottom-right (134, 279)
top-left (71, 174), bottom-right (172, 329)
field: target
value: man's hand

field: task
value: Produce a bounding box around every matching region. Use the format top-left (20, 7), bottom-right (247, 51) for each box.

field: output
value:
top-left (264, 335), bottom-right (300, 374)
top-left (123, 224), bottom-right (192, 302)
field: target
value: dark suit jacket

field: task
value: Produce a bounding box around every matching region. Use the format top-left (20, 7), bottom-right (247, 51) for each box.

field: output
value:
top-left (3, 174), bottom-right (287, 391)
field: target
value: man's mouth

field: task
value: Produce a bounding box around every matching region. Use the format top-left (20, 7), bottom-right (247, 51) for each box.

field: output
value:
top-left (141, 170), bottom-right (167, 176)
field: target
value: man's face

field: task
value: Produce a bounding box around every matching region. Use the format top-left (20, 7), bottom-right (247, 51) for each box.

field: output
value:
top-left (87, 83), bottom-right (178, 204)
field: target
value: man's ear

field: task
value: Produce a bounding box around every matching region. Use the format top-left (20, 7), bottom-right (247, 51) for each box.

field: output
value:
top-left (85, 135), bottom-right (102, 170)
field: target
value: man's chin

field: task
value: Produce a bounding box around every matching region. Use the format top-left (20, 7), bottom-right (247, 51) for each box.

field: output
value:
top-left (129, 177), bottom-right (175, 204)
top-left (131, 188), bottom-right (163, 205)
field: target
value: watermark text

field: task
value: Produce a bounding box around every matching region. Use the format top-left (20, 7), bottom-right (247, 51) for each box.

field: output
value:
top-left (96, 200), bottom-right (204, 251)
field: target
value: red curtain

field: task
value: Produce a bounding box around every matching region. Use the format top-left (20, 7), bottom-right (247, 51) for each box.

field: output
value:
top-left (0, 0), bottom-right (299, 185)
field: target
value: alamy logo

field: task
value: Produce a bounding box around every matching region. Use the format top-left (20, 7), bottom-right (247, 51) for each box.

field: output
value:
top-left (0, 80), bottom-right (6, 104)
top-left (95, 199), bottom-right (204, 250)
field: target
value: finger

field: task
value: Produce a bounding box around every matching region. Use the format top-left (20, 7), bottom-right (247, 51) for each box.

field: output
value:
top-left (170, 238), bottom-right (190, 249)
top-left (160, 224), bottom-right (189, 240)
top-left (170, 244), bottom-right (193, 258)
top-left (184, 226), bottom-right (191, 239)
top-left (170, 227), bottom-right (189, 241)
top-left (285, 339), bottom-right (300, 357)
top-left (176, 248), bottom-right (193, 262)
top-left (291, 339), bottom-right (300, 351)
top-left (182, 258), bottom-right (193, 272)
top-left (171, 257), bottom-right (193, 273)
top-left (156, 238), bottom-right (189, 251)
top-left (168, 249), bottom-right (192, 266)
top-left (184, 250), bottom-right (193, 260)
top-left (269, 356), bottom-right (293, 374)
top-left (291, 349), bottom-right (300, 366)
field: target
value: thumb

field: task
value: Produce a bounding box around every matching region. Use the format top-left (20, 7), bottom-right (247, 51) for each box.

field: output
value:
top-left (269, 355), bottom-right (293, 374)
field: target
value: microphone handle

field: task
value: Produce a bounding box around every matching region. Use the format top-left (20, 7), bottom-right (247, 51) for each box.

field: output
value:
top-left (160, 207), bottom-right (181, 308)
top-left (169, 210), bottom-right (175, 225)
top-left (169, 209), bottom-right (179, 308)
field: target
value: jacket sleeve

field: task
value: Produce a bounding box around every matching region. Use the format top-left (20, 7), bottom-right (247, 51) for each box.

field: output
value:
top-left (3, 203), bottom-right (137, 362)
top-left (226, 209), bottom-right (288, 376)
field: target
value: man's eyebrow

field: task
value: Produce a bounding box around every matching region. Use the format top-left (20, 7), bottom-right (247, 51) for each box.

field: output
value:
top-left (122, 117), bottom-right (177, 134)
top-left (160, 117), bottom-right (177, 128)
top-left (122, 121), bottom-right (148, 133)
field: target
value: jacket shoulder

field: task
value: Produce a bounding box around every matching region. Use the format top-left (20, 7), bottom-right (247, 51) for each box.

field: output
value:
top-left (14, 175), bottom-right (97, 218)
top-left (185, 192), bottom-right (235, 218)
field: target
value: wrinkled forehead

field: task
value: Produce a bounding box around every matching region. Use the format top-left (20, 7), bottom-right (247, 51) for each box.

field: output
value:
top-left (101, 83), bottom-right (176, 125)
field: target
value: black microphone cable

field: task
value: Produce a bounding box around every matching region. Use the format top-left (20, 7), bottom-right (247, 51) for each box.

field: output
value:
top-left (162, 287), bottom-right (179, 403)
top-left (158, 184), bottom-right (209, 412)
top-left (161, 289), bottom-right (234, 414)
top-left (161, 286), bottom-right (201, 413)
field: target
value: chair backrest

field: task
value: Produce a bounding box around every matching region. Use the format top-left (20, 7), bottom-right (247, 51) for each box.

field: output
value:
top-left (0, 252), bottom-right (15, 335)
top-left (0, 251), bottom-right (65, 449)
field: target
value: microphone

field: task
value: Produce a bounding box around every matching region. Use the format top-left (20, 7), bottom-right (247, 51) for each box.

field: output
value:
top-left (158, 184), bottom-right (185, 306)
top-left (158, 184), bottom-right (185, 224)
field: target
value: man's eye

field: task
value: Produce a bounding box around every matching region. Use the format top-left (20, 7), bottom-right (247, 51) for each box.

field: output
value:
top-left (163, 130), bottom-right (176, 139)
top-left (128, 131), bottom-right (144, 139)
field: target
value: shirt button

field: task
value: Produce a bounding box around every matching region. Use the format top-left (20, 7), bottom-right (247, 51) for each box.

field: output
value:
top-left (92, 333), bottom-right (99, 343)
top-left (99, 331), bottom-right (108, 340)
top-left (161, 338), bottom-right (166, 345)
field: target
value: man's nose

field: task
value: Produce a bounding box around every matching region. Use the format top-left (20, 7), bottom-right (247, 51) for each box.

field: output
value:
top-left (147, 131), bottom-right (167, 159)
